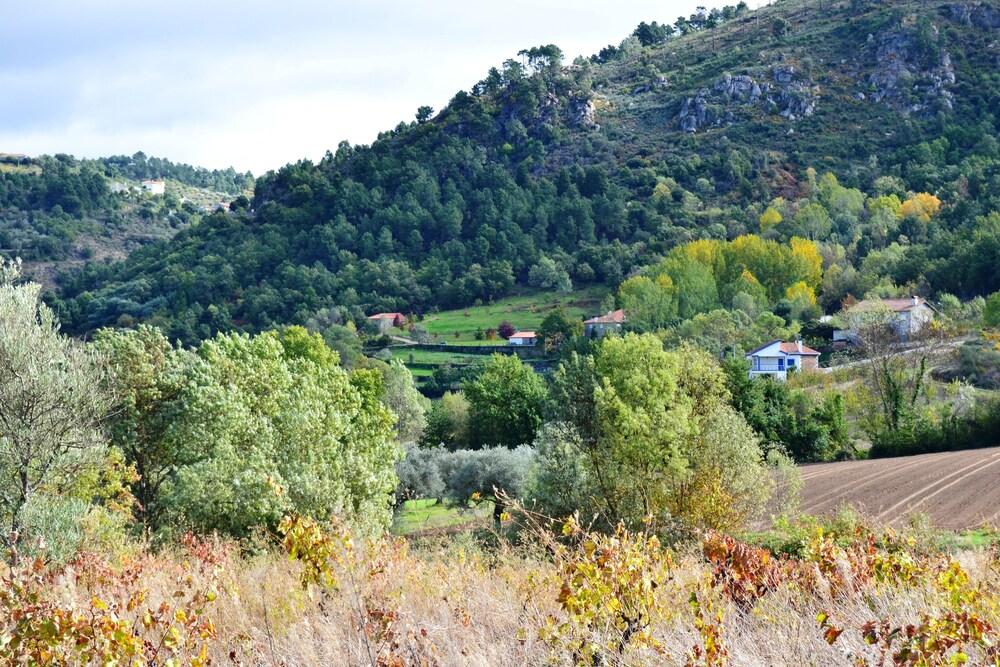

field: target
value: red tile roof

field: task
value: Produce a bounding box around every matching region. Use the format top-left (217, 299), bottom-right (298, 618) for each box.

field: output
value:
top-left (509, 331), bottom-right (536, 339)
top-left (747, 339), bottom-right (820, 356)
top-left (778, 341), bottom-right (820, 355)
top-left (584, 309), bottom-right (626, 325)
top-left (368, 312), bottom-right (404, 320)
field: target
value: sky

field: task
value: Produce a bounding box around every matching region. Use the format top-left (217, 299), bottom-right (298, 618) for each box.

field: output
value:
top-left (1, 1), bottom-right (737, 175)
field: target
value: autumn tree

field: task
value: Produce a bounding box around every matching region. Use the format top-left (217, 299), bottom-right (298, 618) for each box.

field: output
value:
top-left (537, 334), bottom-right (784, 531)
top-left (378, 359), bottom-right (428, 443)
top-left (617, 274), bottom-right (677, 331)
top-left (498, 321), bottom-right (517, 340)
top-left (419, 391), bottom-right (471, 450)
top-left (759, 206), bottom-right (782, 232)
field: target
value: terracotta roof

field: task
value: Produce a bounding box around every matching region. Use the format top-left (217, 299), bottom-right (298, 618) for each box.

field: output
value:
top-left (746, 339), bottom-right (820, 357)
top-left (849, 297), bottom-right (927, 313)
top-left (778, 341), bottom-right (820, 356)
top-left (509, 331), bottom-right (536, 339)
top-left (584, 309), bottom-right (626, 325)
top-left (367, 312), bottom-right (404, 320)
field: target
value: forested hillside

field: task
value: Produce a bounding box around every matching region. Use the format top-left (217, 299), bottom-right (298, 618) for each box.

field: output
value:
top-left (51, 0), bottom-right (1000, 343)
top-left (0, 152), bottom-right (251, 286)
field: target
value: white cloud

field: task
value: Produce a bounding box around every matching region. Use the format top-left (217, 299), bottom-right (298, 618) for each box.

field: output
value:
top-left (0, 1), bottom-right (754, 174)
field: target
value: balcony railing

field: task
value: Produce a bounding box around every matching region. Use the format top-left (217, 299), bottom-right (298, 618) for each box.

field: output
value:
top-left (749, 359), bottom-right (789, 372)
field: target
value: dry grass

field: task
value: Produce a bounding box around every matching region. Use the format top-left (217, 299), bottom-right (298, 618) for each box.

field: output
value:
top-left (3, 524), bottom-right (998, 666)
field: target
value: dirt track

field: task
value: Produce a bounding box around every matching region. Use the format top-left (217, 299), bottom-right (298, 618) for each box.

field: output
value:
top-left (797, 447), bottom-right (1000, 530)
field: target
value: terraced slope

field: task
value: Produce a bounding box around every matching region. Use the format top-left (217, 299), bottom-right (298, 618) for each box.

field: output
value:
top-left (798, 447), bottom-right (1000, 529)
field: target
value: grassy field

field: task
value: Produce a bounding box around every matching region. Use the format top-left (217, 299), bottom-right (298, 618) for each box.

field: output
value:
top-left (389, 348), bottom-right (485, 365)
top-left (396, 286), bottom-right (608, 343)
top-left (391, 498), bottom-right (493, 535)
top-left (381, 287), bottom-right (609, 383)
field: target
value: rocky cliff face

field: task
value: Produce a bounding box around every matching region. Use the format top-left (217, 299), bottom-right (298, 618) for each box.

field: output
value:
top-left (867, 23), bottom-right (956, 115)
top-left (677, 64), bottom-right (818, 132)
top-left (570, 97), bottom-right (600, 130)
top-left (947, 2), bottom-right (1000, 30)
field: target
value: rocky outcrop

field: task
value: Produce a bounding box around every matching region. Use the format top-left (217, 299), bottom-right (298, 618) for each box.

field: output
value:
top-left (772, 66), bottom-right (818, 120)
top-left (947, 2), bottom-right (1000, 30)
top-left (570, 97), bottom-right (600, 130)
top-left (677, 65), bottom-right (817, 132)
top-left (678, 91), bottom-right (719, 132)
top-left (713, 73), bottom-right (764, 103)
top-left (869, 25), bottom-right (956, 115)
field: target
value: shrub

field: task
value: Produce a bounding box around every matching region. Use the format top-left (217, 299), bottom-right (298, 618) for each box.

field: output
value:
top-left (868, 397), bottom-right (1000, 458)
top-left (985, 290), bottom-right (1000, 328)
top-left (498, 320), bottom-right (516, 340)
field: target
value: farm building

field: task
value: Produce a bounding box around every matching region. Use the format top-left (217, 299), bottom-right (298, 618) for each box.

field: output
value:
top-left (835, 296), bottom-right (934, 343)
top-left (141, 179), bottom-right (166, 195)
top-left (507, 331), bottom-right (537, 346)
top-left (367, 312), bottom-right (406, 333)
top-left (746, 339), bottom-right (820, 381)
top-left (583, 309), bottom-right (626, 338)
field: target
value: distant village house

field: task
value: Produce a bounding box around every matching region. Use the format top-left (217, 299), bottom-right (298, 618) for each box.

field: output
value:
top-left (507, 331), bottom-right (537, 346)
top-left (367, 312), bottom-right (406, 333)
top-left (141, 179), bottom-right (166, 196)
top-left (834, 296), bottom-right (934, 344)
top-left (583, 309), bottom-right (626, 338)
top-left (746, 339), bottom-right (820, 381)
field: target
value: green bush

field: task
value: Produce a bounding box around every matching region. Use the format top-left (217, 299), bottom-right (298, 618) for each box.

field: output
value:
top-left (868, 398), bottom-right (1000, 458)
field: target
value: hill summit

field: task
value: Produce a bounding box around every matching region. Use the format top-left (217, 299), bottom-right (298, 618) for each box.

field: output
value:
top-left (51, 0), bottom-right (1000, 343)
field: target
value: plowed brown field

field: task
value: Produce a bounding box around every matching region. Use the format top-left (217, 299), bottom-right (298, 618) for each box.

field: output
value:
top-left (797, 447), bottom-right (1000, 529)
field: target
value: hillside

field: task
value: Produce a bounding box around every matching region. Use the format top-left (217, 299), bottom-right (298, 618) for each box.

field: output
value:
top-left (50, 0), bottom-right (1000, 343)
top-left (0, 153), bottom-right (250, 287)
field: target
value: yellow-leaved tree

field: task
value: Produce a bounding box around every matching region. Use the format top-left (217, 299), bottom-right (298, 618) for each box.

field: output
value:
top-left (899, 192), bottom-right (942, 223)
top-left (759, 206), bottom-right (783, 232)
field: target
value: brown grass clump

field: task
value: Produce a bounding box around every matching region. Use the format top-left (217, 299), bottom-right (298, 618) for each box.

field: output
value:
top-left (1, 517), bottom-right (997, 666)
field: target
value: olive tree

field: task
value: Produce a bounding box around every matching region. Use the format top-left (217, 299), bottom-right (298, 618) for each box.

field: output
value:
top-left (0, 260), bottom-right (109, 548)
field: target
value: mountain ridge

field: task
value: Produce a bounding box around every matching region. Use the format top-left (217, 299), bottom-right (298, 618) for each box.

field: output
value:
top-left (47, 0), bottom-right (1000, 342)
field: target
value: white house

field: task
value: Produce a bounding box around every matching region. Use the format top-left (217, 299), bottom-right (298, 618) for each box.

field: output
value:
top-left (836, 297), bottom-right (934, 343)
top-left (746, 339), bottom-right (821, 380)
top-left (141, 179), bottom-right (166, 196)
top-left (508, 331), bottom-right (537, 346)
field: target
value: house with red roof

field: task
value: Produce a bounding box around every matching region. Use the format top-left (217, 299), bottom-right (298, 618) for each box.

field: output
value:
top-left (746, 339), bottom-right (821, 380)
top-left (583, 309), bottom-right (626, 338)
top-left (367, 312), bottom-right (406, 333)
